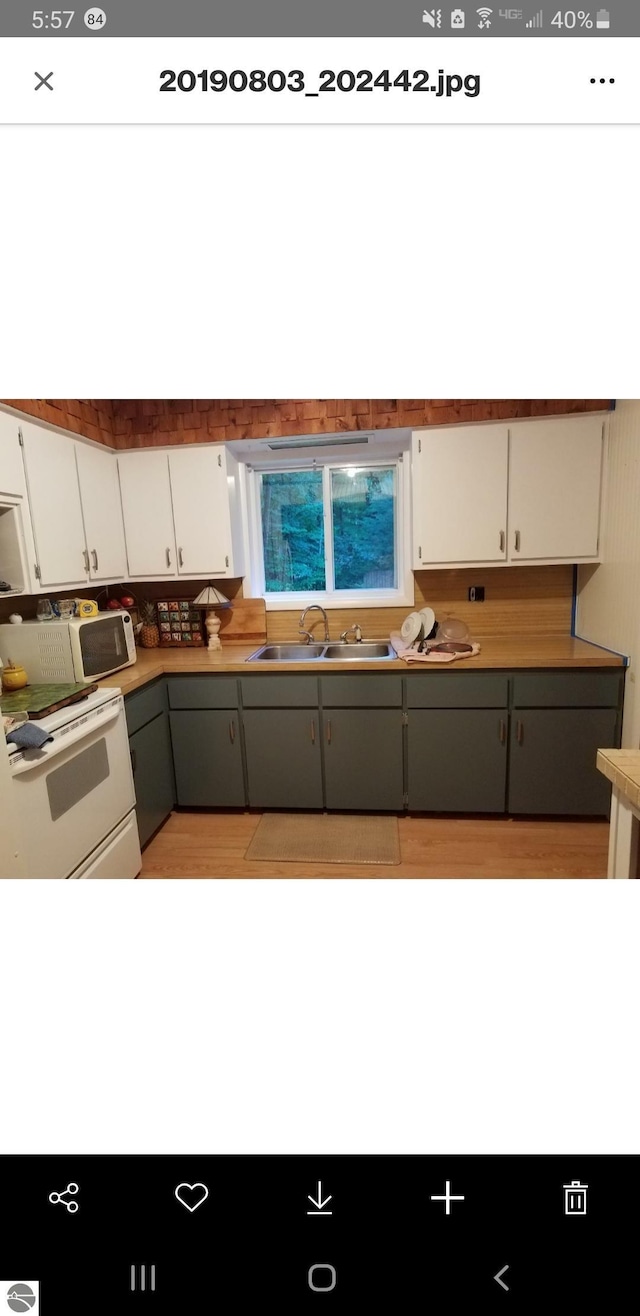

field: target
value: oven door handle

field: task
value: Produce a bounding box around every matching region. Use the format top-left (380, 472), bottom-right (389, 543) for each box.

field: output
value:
top-left (9, 702), bottom-right (122, 776)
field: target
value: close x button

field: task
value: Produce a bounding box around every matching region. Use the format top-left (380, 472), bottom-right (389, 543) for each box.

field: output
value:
top-left (34, 72), bottom-right (54, 91)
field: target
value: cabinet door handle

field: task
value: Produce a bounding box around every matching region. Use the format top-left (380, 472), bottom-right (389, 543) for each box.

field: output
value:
top-left (91, 549), bottom-right (98, 572)
top-left (516, 720), bottom-right (524, 745)
top-left (229, 719), bottom-right (235, 744)
top-left (166, 547), bottom-right (171, 568)
top-left (514, 530), bottom-right (521, 552)
top-left (83, 548), bottom-right (89, 573)
top-left (326, 719), bottom-right (332, 745)
top-left (130, 747), bottom-right (137, 774)
top-left (499, 530), bottom-right (505, 552)
top-left (499, 718), bottom-right (506, 744)
top-left (178, 547), bottom-right (184, 568)
top-left (310, 719), bottom-right (316, 744)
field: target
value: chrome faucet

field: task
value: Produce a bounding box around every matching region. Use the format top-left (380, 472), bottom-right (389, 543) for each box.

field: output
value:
top-left (299, 604), bottom-right (330, 643)
top-left (339, 622), bottom-right (363, 643)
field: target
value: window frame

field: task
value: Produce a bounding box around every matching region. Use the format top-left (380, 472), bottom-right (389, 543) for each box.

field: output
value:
top-left (245, 452), bottom-right (414, 610)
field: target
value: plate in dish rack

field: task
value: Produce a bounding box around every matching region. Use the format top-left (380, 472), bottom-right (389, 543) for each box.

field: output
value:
top-left (401, 612), bottom-right (423, 645)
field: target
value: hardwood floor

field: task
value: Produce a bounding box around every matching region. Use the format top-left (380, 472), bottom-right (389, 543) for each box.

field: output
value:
top-left (140, 811), bottom-right (609, 878)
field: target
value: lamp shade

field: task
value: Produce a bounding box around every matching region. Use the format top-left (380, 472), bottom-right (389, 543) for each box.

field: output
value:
top-left (192, 584), bottom-right (232, 609)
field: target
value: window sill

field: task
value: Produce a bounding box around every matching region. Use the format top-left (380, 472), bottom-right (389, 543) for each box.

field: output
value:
top-left (262, 592), bottom-right (415, 611)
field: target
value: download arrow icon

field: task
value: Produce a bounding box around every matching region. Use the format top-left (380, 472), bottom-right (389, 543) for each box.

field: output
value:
top-left (307, 1180), bottom-right (333, 1213)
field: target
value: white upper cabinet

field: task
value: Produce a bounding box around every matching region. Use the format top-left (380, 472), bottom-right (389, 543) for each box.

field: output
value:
top-left (0, 411), bottom-right (27, 498)
top-left (118, 450), bottom-right (177, 577)
top-left (508, 417), bottom-right (604, 561)
top-left (412, 414), bottom-right (605, 568)
top-left (118, 444), bottom-right (244, 580)
top-left (169, 446), bottom-right (242, 576)
top-left (20, 422), bottom-right (88, 589)
top-left (75, 442), bottom-right (127, 582)
top-left (412, 425), bottom-right (509, 566)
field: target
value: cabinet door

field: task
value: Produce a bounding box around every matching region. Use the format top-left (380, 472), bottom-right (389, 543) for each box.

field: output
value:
top-left (0, 411), bottom-right (25, 497)
top-left (170, 710), bottom-right (245, 807)
top-left (20, 421), bottom-right (88, 588)
top-left (118, 451), bottom-right (176, 576)
top-left (323, 709), bottom-right (404, 811)
top-left (508, 708), bottom-right (617, 816)
top-left (169, 446), bottom-right (231, 576)
top-left (130, 712), bottom-right (175, 848)
top-left (408, 709), bottom-right (508, 812)
top-left (243, 709), bottom-right (323, 808)
top-left (508, 417), bottom-right (603, 560)
top-left (412, 426), bottom-right (508, 565)
top-left (75, 442), bottom-right (127, 582)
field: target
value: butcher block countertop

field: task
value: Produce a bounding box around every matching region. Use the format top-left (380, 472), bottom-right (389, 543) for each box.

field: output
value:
top-left (596, 750), bottom-right (640, 809)
top-left (98, 635), bottom-right (625, 697)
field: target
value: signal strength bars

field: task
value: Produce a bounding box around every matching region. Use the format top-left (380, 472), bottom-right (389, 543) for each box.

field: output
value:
top-left (526, 9), bottom-right (543, 25)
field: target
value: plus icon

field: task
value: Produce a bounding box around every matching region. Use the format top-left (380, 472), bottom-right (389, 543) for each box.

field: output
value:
top-left (430, 1180), bottom-right (465, 1214)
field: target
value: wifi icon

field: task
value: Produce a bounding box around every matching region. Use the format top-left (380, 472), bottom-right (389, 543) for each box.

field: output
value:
top-left (477, 5), bottom-right (493, 24)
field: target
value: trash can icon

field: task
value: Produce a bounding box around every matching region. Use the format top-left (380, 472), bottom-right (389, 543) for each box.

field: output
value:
top-left (564, 1180), bottom-right (588, 1215)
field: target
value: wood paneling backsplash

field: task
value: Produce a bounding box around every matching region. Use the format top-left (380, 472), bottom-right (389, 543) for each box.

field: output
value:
top-left (0, 566), bottom-right (574, 640)
top-left (2, 399), bottom-right (610, 449)
top-left (264, 566), bottom-right (574, 642)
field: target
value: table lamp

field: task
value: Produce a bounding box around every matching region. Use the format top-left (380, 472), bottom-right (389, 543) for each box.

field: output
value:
top-left (192, 584), bottom-right (232, 650)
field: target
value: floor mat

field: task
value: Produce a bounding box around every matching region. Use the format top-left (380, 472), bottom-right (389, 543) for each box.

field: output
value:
top-left (245, 812), bottom-right (401, 866)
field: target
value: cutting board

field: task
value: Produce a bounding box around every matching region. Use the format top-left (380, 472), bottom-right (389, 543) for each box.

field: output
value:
top-left (218, 598), bottom-right (267, 645)
top-left (0, 682), bottom-right (98, 720)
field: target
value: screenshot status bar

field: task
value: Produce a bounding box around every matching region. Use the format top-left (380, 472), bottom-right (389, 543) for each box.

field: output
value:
top-left (0, 2), bottom-right (636, 38)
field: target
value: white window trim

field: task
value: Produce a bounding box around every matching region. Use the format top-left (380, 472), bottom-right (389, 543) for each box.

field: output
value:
top-left (244, 453), bottom-right (414, 610)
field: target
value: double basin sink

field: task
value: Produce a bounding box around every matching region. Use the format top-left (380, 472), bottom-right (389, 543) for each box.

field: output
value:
top-left (247, 642), bottom-right (395, 662)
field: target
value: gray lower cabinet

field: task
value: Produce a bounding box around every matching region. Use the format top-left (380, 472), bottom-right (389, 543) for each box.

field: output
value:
top-left (129, 712), bottom-right (175, 848)
top-left (323, 709), bottom-right (404, 811)
top-left (408, 709), bottom-right (508, 812)
top-left (508, 708), bottom-right (618, 815)
top-left (242, 709), bottom-right (323, 808)
top-left (170, 710), bottom-right (245, 807)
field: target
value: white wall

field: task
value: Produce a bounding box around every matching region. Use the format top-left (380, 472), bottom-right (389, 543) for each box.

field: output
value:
top-left (576, 400), bottom-right (640, 746)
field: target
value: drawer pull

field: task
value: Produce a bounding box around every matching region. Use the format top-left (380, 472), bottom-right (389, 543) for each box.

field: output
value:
top-left (310, 719), bottom-right (316, 744)
top-left (514, 530), bottom-right (521, 552)
top-left (91, 548), bottom-right (98, 572)
top-left (516, 720), bottom-right (524, 745)
top-left (229, 719), bottom-right (235, 744)
top-left (166, 547), bottom-right (171, 568)
top-left (83, 548), bottom-right (89, 573)
top-left (499, 530), bottom-right (505, 552)
top-left (499, 718), bottom-right (506, 744)
top-left (178, 547), bottom-right (184, 568)
top-left (327, 719), bottom-right (332, 745)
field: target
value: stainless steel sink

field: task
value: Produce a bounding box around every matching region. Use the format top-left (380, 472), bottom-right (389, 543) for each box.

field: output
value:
top-left (322, 643), bottom-right (394, 660)
top-left (246, 642), bottom-right (395, 662)
top-left (248, 644), bottom-right (326, 661)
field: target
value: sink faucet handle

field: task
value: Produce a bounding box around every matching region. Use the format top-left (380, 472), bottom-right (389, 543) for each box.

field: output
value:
top-left (340, 621), bottom-right (364, 643)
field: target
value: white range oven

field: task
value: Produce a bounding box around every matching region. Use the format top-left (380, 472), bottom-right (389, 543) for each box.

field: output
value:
top-left (7, 688), bottom-right (141, 878)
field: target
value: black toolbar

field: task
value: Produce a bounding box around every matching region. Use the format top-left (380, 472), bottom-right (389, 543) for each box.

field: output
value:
top-left (1, 1155), bottom-right (638, 1310)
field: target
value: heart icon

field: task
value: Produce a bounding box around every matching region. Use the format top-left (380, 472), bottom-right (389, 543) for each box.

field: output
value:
top-left (174, 1181), bottom-right (209, 1213)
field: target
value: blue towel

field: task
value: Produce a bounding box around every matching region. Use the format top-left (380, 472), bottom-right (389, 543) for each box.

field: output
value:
top-left (6, 721), bottom-right (53, 749)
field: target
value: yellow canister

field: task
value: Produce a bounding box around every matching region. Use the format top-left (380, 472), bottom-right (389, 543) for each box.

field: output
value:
top-left (2, 661), bottom-right (29, 692)
top-left (74, 598), bottom-right (99, 617)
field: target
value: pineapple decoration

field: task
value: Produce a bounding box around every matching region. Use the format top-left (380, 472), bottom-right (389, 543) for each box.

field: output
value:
top-left (139, 599), bottom-right (160, 649)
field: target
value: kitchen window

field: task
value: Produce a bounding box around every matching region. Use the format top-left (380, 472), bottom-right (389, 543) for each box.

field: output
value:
top-left (246, 454), bottom-right (413, 608)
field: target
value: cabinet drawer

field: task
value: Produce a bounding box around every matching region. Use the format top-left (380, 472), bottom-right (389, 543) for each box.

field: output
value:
top-left (240, 675), bottom-right (319, 708)
top-left (167, 676), bottom-right (239, 709)
top-left (320, 674), bottom-right (403, 708)
top-left (406, 673), bottom-right (509, 709)
top-left (512, 671), bottom-right (623, 708)
top-left (125, 679), bottom-right (167, 736)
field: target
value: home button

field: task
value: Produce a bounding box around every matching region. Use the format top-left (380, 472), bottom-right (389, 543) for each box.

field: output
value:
top-left (308, 1263), bottom-right (337, 1292)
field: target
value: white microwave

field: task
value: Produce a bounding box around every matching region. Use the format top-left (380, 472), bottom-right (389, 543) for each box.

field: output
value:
top-left (0, 613), bottom-right (137, 684)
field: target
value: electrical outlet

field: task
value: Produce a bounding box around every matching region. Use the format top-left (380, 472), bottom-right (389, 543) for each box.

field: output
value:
top-left (468, 586), bottom-right (485, 602)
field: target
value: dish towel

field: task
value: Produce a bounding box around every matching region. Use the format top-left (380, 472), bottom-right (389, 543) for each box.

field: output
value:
top-left (6, 721), bottom-right (54, 749)
top-left (390, 633), bottom-right (481, 664)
